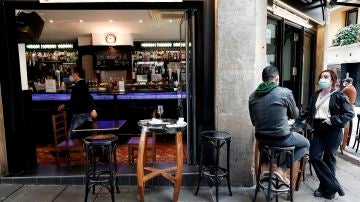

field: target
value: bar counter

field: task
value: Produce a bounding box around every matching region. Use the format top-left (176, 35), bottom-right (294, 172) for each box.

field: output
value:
top-left (31, 91), bottom-right (187, 144)
top-left (32, 91), bottom-right (187, 101)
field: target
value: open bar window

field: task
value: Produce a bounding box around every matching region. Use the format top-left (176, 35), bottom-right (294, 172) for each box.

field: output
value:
top-left (345, 8), bottom-right (358, 26)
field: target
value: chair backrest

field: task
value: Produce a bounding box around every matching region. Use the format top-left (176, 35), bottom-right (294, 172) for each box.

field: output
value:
top-left (52, 111), bottom-right (68, 147)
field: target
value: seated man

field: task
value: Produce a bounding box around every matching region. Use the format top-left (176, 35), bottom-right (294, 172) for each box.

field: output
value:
top-left (248, 66), bottom-right (310, 184)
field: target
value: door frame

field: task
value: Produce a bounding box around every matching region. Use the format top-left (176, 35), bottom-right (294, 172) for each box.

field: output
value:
top-left (267, 13), bottom-right (316, 109)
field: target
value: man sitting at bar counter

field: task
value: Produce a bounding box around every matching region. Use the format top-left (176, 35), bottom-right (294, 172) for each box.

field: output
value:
top-left (58, 65), bottom-right (97, 138)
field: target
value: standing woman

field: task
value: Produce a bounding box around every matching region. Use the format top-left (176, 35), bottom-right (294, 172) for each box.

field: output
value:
top-left (309, 69), bottom-right (354, 199)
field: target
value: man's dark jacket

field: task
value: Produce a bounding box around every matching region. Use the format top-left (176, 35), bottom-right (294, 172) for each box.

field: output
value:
top-left (70, 79), bottom-right (95, 113)
top-left (249, 86), bottom-right (298, 140)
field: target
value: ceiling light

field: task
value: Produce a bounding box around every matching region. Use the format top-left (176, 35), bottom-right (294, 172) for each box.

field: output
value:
top-left (139, 19), bottom-right (143, 23)
top-left (169, 19), bottom-right (173, 23)
top-left (109, 19), bottom-right (113, 23)
top-left (49, 20), bottom-right (54, 23)
top-left (79, 19), bottom-right (83, 23)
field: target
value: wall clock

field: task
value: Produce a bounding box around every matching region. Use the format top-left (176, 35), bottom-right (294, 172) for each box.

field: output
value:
top-left (105, 33), bottom-right (117, 44)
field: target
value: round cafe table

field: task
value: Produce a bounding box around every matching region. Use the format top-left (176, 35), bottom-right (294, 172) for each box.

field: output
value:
top-left (136, 119), bottom-right (186, 202)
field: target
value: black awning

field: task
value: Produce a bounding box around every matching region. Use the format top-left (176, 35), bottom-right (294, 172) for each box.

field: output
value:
top-left (276, 0), bottom-right (360, 25)
top-left (280, 0), bottom-right (326, 24)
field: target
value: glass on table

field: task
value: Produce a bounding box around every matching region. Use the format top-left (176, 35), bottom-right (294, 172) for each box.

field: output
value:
top-left (157, 105), bottom-right (164, 120)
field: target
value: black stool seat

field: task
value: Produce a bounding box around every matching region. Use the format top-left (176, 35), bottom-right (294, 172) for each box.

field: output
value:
top-left (84, 134), bottom-right (119, 202)
top-left (201, 166), bottom-right (228, 177)
top-left (195, 131), bottom-right (232, 202)
top-left (201, 131), bottom-right (232, 140)
top-left (253, 144), bottom-right (295, 202)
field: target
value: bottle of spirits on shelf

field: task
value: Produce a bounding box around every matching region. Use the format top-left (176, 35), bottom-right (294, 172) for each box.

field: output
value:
top-left (173, 52), bottom-right (177, 61)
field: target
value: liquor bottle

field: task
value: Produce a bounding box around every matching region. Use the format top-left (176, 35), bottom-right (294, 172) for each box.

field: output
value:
top-left (173, 52), bottom-right (177, 61)
top-left (150, 51), bottom-right (153, 61)
top-left (168, 51), bottom-right (172, 61)
top-left (119, 77), bottom-right (125, 92)
top-left (133, 67), bottom-right (137, 81)
top-left (161, 65), bottom-right (165, 75)
top-left (181, 52), bottom-right (186, 60)
top-left (136, 64), bottom-right (141, 74)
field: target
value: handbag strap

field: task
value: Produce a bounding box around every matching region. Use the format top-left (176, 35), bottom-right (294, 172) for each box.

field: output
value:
top-left (315, 90), bottom-right (337, 111)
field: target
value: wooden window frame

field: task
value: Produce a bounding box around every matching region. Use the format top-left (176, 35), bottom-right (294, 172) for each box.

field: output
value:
top-left (345, 9), bottom-right (358, 26)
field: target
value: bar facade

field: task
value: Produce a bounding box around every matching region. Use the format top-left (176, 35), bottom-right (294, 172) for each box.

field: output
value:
top-left (0, 0), bottom-right (325, 187)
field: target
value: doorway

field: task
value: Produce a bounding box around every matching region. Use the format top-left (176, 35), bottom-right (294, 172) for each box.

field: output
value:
top-left (281, 24), bottom-right (302, 105)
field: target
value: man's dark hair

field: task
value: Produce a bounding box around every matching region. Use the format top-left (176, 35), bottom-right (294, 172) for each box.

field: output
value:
top-left (262, 66), bottom-right (279, 82)
top-left (72, 65), bottom-right (85, 78)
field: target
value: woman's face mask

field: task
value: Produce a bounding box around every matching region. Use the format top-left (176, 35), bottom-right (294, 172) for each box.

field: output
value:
top-left (318, 78), bottom-right (331, 89)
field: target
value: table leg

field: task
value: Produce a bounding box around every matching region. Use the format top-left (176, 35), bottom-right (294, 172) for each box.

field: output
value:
top-left (354, 118), bottom-right (360, 148)
top-left (137, 129), bottom-right (147, 202)
top-left (173, 131), bottom-right (184, 202)
top-left (254, 140), bottom-right (260, 181)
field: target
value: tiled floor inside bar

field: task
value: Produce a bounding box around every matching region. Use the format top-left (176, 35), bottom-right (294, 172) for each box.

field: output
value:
top-left (1, 138), bottom-right (195, 186)
top-left (36, 138), bottom-right (187, 164)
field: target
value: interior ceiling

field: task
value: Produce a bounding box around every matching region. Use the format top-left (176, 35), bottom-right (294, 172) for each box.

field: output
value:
top-left (20, 10), bottom-right (185, 43)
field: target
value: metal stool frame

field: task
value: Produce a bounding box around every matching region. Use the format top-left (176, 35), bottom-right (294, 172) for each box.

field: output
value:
top-left (352, 114), bottom-right (360, 153)
top-left (195, 130), bottom-right (232, 202)
top-left (84, 135), bottom-right (119, 202)
top-left (253, 145), bottom-right (295, 202)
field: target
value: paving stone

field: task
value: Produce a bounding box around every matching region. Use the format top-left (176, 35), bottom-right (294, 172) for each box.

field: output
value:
top-left (0, 184), bottom-right (22, 201)
top-left (4, 185), bottom-right (65, 202)
top-left (2, 149), bottom-right (360, 202)
top-left (54, 185), bottom-right (96, 202)
top-left (208, 186), bottom-right (251, 202)
top-left (177, 187), bottom-right (213, 202)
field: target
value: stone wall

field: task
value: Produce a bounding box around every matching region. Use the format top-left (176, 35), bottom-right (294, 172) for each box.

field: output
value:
top-left (215, 0), bottom-right (266, 186)
top-left (0, 83), bottom-right (8, 176)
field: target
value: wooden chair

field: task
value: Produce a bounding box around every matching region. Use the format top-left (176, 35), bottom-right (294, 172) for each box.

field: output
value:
top-left (128, 132), bottom-right (156, 163)
top-left (52, 111), bottom-right (84, 166)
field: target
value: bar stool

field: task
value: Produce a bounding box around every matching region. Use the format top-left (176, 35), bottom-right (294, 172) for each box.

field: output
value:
top-left (195, 130), bottom-right (232, 202)
top-left (253, 145), bottom-right (295, 202)
top-left (84, 134), bottom-right (119, 202)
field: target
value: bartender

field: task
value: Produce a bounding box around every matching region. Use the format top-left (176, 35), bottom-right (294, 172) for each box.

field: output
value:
top-left (58, 65), bottom-right (97, 138)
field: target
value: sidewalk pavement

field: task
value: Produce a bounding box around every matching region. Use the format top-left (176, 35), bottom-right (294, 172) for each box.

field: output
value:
top-left (342, 107), bottom-right (360, 160)
top-left (1, 152), bottom-right (360, 202)
top-left (2, 108), bottom-right (360, 202)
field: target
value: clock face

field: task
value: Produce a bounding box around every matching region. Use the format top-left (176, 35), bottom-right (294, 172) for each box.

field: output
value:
top-left (105, 34), bottom-right (116, 43)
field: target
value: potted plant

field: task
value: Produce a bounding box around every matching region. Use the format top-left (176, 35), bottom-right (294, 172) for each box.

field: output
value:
top-left (332, 24), bottom-right (360, 46)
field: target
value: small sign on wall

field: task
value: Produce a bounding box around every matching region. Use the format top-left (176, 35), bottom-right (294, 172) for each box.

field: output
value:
top-left (45, 79), bottom-right (57, 93)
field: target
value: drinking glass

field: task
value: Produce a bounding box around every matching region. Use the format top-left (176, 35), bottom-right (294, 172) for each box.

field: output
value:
top-left (157, 105), bottom-right (164, 120)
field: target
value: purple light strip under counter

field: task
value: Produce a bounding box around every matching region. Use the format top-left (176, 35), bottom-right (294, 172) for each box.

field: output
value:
top-left (32, 92), bottom-right (187, 101)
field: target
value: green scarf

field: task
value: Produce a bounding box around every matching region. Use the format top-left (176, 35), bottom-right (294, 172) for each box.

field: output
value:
top-left (255, 82), bottom-right (278, 96)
